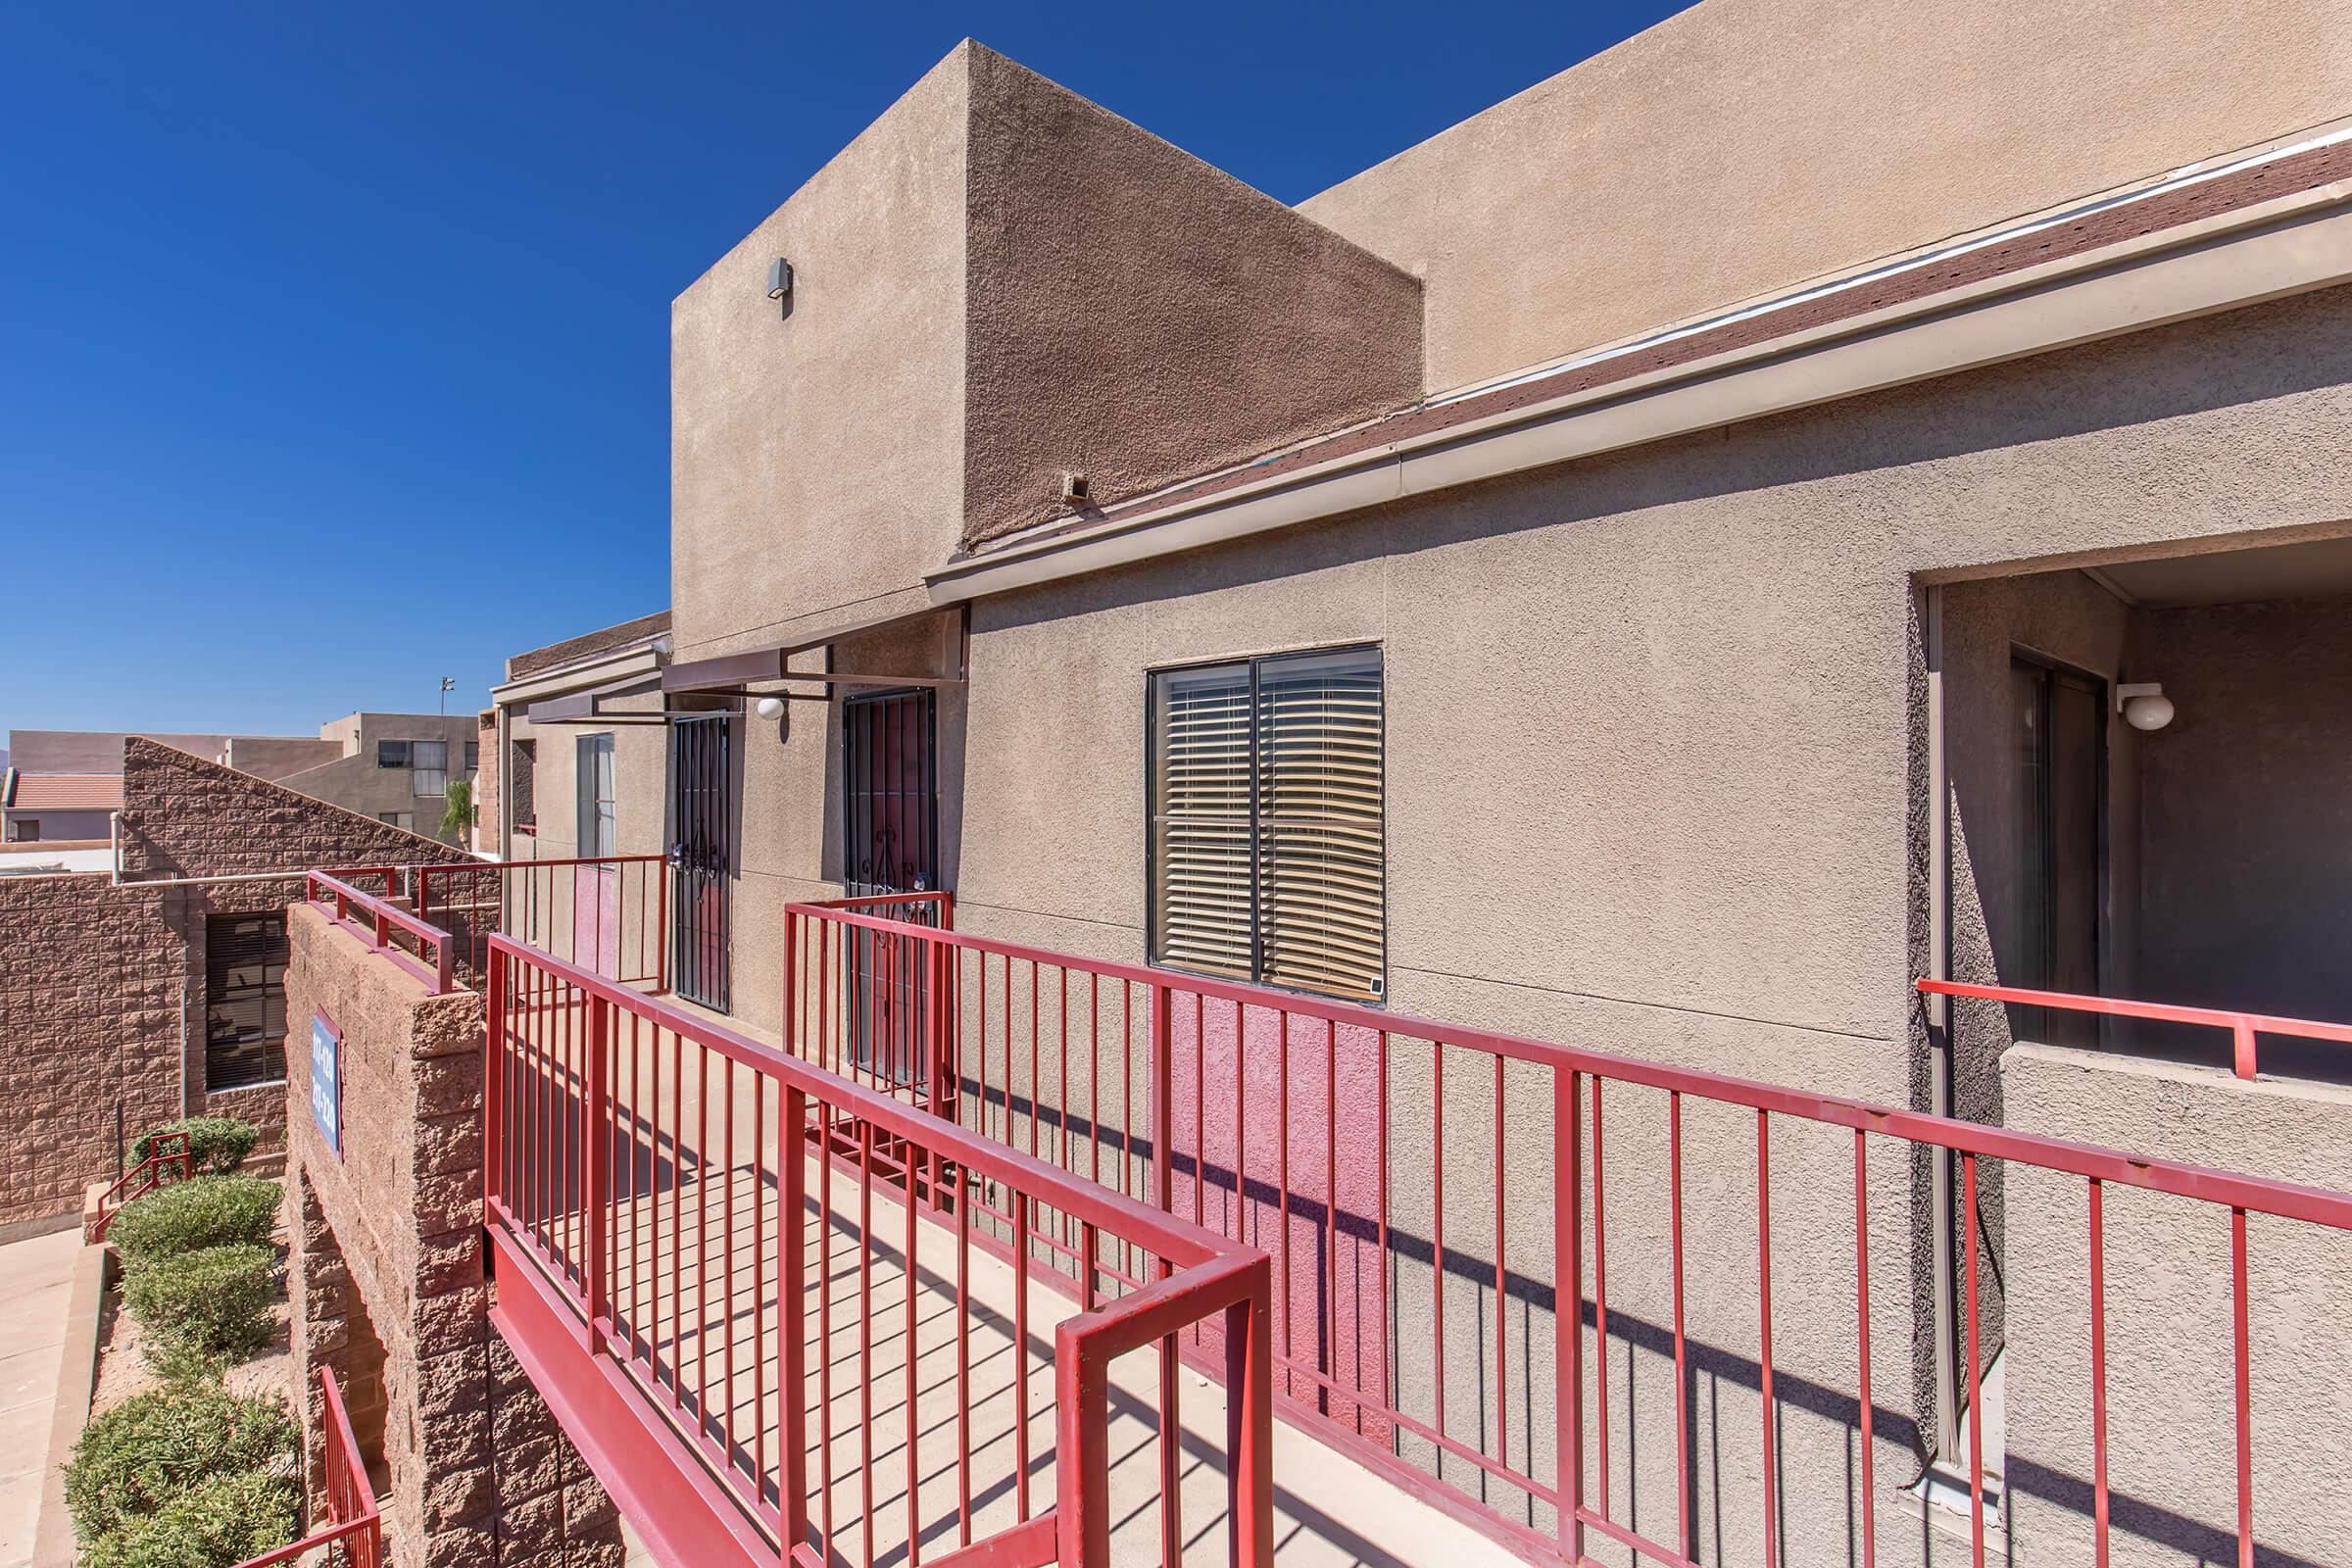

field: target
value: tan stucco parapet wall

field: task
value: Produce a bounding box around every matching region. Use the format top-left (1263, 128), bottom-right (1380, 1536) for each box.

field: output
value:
top-left (1298, 0), bottom-right (2352, 393)
top-left (931, 131), bottom-right (2352, 601)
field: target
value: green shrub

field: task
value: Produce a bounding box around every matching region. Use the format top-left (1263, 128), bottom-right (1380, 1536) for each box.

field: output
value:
top-left (108, 1176), bottom-right (279, 1266)
top-left (122, 1245), bottom-right (274, 1361)
top-left (65, 1381), bottom-right (296, 1544)
top-left (129, 1118), bottom-right (260, 1176)
top-left (77, 1467), bottom-right (300, 1568)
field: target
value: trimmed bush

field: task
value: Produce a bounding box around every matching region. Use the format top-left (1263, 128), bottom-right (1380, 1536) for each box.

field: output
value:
top-left (107, 1176), bottom-right (279, 1266)
top-left (129, 1117), bottom-right (260, 1176)
top-left (65, 1381), bottom-right (296, 1544)
top-left (122, 1245), bottom-right (274, 1361)
top-left (77, 1467), bottom-right (300, 1568)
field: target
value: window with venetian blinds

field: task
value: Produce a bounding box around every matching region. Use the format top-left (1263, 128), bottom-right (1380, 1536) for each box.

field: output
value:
top-left (1149, 646), bottom-right (1385, 1003)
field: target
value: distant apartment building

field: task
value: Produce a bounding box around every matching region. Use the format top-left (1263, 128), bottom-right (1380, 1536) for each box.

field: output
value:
top-left (3, 710), bottom-right (480, 846)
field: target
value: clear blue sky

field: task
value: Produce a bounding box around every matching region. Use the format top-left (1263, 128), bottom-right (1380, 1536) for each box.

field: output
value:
top-left (0, 1), bottom-right (1680, 739)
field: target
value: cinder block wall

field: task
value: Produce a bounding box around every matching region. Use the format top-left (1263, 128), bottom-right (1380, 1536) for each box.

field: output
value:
top-left (0, 738), bottom-right (466, 1230)
top-left (285, 903), bottom-right (621, 1567)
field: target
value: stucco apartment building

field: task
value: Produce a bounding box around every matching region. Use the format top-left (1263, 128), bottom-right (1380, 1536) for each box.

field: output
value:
top-left (4, 711), bottom-right (480, 846)
top-left (480, 6), bottom-right (2352, 1564)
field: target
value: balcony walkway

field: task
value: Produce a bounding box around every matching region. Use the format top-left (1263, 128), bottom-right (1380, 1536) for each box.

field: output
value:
top-left (577, 1156), bottom-right (1492, 1568)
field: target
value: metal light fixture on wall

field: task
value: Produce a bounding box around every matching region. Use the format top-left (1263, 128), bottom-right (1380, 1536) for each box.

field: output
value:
top-left (2116, 682), bottom-right (2176, 731)
top-left (755, 696), bottom-right (787, 721)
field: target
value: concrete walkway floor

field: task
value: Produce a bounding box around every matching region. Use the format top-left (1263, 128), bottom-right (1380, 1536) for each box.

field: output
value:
top-left (0, 1230), bottom-right (84, 1568)
top-left (567, 1153), bottom-right (1495, 1568)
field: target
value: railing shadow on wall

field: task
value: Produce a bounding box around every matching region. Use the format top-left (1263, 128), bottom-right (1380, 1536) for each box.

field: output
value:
top-left (782, 899), bottom-right (2352, 1568)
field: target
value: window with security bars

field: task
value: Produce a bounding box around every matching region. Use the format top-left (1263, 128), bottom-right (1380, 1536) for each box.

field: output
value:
top-left (206, 914), bottom-right (288, 1090)
top-left (1149, 645), bottom-right (1385, 1003)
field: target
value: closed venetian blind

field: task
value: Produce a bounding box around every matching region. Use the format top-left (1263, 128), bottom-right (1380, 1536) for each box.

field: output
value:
top-left (1151, 662), bottom-right (1254, 979)
top-left (1149, 648), bottom-right (1386, 1003)
top-left (1256, 649), bottom-right (1385, 1001)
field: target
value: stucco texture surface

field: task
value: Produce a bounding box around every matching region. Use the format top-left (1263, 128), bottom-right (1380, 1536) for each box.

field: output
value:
top-left (670, 42), bottom-right (1420, 660)
top-left (959, 45), bottom-right (1421, 545)
top-left (670, 46), bottom-right (970, 664)
top-left (2002, 1044), bottom-right (2352, 1567)
top-left (930, 288), bottom-right (2352, 1565)
top-left (1300, 0), bottom-right (2352, 395)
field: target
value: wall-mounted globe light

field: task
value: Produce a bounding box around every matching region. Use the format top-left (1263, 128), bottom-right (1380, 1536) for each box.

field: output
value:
top-left (2116, 682), bottom-right (2175, 731)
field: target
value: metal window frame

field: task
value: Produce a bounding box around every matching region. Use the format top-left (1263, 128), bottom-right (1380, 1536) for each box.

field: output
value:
top-left (204, 911), bottom-right (290, 1092)
top-left (1143, 640), bottom-right (1388, 1004)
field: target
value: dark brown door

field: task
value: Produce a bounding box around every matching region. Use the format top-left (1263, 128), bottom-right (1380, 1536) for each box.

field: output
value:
top-left (843, 690), bottom-right (938, 1084)
top-left (2012, 655), bottom-right (2105, 1048)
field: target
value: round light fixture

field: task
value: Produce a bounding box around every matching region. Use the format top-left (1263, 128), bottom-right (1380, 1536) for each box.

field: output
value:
top-left (755, 696), bottom-right (786, 721)
top-left (2122, 692), bottom-right (2175, 731)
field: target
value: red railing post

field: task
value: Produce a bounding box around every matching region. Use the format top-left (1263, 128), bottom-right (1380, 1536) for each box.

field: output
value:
top-left (2231, 1018), bottom-right (2258, 1080)
top-left (1226, 1257), bottom-right (1276, 1568)
top-left (655, 855), bottom-right (669, 995)
top-left (1054, 1327), bottom-right (1111, 1567)
top-left (582, 994), bottom-right (609, 1356)
top-left (1555, 1066), bottom-right (1586, 1559)
top-left (1149, 982), bottom-right (1173, 1213)
top-left (485, 946), bottom-right (505, 1224)
top-left (779, 1083), bottom-right (809, 1558)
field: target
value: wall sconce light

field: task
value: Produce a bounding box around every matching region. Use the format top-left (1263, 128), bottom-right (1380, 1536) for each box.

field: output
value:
top-left (755, 696), bottom-right (787, 721)
top-left (2116, 682), bottom-right (2176, 731)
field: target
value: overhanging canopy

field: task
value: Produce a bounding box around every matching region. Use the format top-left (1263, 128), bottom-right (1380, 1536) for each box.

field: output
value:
top-left (661, 604), bottom-right (965, 696)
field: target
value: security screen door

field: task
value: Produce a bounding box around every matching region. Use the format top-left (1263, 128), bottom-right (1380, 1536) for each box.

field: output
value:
top-left (671, 715), bottom-right (732, 1010)
top-left (843, 689), bottom-right (939, 1084)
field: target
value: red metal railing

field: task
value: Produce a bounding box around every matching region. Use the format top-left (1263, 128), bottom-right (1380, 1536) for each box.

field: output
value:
top-left (483, 930), bottom-right (1273, 1567)
top-left (305, 870), bottom-right (455, 994)
top-left (1917, 976), bottom-right (2352, 1079)
top-left (314, 856), bottom-right (668, 994)
top-left (92, 1131), bottom-right (190, 1241)
top-left (232, 1367), bottom-right (382, 1568)
top-left (412, 854), bottom-right (666, 990)
top-left (784, 900), bottom-right (2352, 1568)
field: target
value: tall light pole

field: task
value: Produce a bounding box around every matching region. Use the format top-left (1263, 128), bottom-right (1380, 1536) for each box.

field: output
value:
top-left (439, 676), bottom-right (456, 716)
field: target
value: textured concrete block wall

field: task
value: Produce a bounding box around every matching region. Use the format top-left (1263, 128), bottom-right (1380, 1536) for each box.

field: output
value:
top-left (0, 873), bottom-right (183, 1227)
top-left (284, 904), bottom-right (620, 1568)
top-left (0, 739), bottom-right (467, 1228)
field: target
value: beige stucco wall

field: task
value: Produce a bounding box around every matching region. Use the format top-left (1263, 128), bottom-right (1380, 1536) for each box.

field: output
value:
top-left (919, 286), bottom-right (2352, 1563)
top-left (670, 42), bottom-right (1421, 660)
top-left (1299, 0), bottom-right (2352, 394)
top-left (2002, 1043), bottom-right (2352, 1567)
top-left (275, 713), bottom-right (482, 842)
top-left (959, 46), bottom-right (1421, 544)
top-left (670, 47), bottom-right (971, 664)
top-left (2129, 595), bottom-right (2352, 1040)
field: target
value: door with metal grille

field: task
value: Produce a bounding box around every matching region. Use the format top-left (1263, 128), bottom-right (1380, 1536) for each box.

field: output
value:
top-left (670, 714), bottom-right (731, 1010)
top-left (843, 690), bottom-right (939, 1083)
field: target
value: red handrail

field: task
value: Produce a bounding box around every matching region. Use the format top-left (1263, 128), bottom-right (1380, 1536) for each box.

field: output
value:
top-left (231, 1367), bottom-right (381, 1568)
top-left (305, 871), bottom-right (454, 994)
top-left (483, 929), bottom-right (1272, 1566)
top-left (785, 899), bottom-right (2352, 1568)
top-left (1917, 976), bottom-right (2352, 1078)
top-left (92, 1132), bottom-right (191, 1241)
